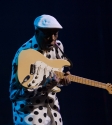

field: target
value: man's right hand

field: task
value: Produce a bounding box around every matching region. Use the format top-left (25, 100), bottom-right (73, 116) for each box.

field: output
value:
top-left (43, 74), bottom-right (59, 91)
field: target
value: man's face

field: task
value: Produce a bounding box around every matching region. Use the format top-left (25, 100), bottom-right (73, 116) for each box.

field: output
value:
top-left (35, 28), bottom-right (59, 51)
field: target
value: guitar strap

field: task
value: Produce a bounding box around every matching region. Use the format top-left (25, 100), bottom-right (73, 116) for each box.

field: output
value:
top-left (54, 43), bottom-right (73, 69)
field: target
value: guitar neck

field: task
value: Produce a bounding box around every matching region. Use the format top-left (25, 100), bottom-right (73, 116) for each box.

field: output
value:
top-left (55, 71), bottom-right (106, 89)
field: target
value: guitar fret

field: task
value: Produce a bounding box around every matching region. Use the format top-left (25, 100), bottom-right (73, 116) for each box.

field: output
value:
top-left (77, 77), bottom-right (82, 83)
top-left (101, 83), bottom-right (106, 89)
top-left (86, 79), bottom-right (89, 84)
top-left (99, 83), bottom-right (103, 88)
top-left (75, 76), bottom-right (78, 82)
top-left (99, 82), bottom-right (104, 88)
top-left (91, 80), bottom-right (95, 86)
top-left (94, 81), bottom-right (98, 87)
top-left (82, 78), bottom-right (86, 84)
top-left (71, 75), bottom-right (75, 82)
top-left (71, 75), bottom-right (75, 81)
top-left (98, 82), bottom-right (103, 88)
top-left (72, 75), bottom-right (75, 81)
top-left (88, 79), bottom-right (92, 85)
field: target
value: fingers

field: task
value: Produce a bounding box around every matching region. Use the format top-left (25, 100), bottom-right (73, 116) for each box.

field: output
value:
top-left (64, 71), bottom-right (70, 76)
top-left (44, 73), bottom-right (58, 89)
top-left (60, 72), bottom-right (71, 86)
top-left (45, 80), bottom-right (57, 91)
top-left (60, 79), bottom-right (71, 86)
top-left (45, 71), bottom-right (71, 88)
top-left (66, 71), bottom-right (70, 74)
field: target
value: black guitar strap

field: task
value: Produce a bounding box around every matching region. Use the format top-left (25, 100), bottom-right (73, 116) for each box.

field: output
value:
top-left (54, 44), bottom-right (73, 69)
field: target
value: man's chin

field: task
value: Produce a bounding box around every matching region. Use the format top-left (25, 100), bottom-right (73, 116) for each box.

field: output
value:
top-left (47, 46), bottom-right (54, 51)
top-left (46, 45), bottom-right (54, 50)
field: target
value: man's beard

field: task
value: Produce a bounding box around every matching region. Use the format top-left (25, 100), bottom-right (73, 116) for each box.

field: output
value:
top-left (44, 40), bottom-right (56, 50)
top-left (46, 44), bottom-right (54, 49)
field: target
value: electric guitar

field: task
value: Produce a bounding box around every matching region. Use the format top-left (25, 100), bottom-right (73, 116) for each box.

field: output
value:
top-left (18, 49), bottom-right (112, 94)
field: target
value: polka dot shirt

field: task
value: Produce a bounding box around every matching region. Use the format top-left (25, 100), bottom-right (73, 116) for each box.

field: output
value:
top-left (9, 36), bottom-right (65, 125)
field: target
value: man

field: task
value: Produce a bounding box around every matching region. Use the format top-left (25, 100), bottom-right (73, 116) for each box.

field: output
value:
top-left (9, 14), bottom-right (71, 125)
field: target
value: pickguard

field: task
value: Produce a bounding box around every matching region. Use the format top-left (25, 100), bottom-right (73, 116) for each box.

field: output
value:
top-left (27, 61), bottom-right (60, 88)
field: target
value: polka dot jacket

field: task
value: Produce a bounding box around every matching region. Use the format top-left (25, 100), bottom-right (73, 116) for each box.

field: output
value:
top-left (9, 36), bottom-right (65, 125)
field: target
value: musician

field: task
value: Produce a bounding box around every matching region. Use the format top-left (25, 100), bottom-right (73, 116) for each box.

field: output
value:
top-left (9, 14), bottom-right (71, 125)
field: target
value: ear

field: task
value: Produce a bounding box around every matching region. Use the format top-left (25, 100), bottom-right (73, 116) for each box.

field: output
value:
top-left (35, 30), bottom-right (39, 35)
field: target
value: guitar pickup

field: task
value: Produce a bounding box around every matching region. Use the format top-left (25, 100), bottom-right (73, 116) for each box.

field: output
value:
top-left (30, 64), bottom-right (35, 75)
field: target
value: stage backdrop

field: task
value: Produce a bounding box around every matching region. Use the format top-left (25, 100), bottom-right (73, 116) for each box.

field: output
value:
top-left (0, 0), bottom-right (112, 125)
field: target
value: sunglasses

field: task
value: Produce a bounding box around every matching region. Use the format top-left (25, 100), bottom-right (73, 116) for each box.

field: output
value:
top-left (36, 28), bottom-right (59, 38)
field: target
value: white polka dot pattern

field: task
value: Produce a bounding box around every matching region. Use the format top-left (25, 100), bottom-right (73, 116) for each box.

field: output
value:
top-left (9, 36), bottom-right (64, 125)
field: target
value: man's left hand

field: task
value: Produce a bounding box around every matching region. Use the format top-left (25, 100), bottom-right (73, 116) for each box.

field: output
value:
top-left (59, 71), bottom-right (71, 86)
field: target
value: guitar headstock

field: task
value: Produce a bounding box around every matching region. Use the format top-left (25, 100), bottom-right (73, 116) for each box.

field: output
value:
top-left (106, 83), bottom-right (112, 94)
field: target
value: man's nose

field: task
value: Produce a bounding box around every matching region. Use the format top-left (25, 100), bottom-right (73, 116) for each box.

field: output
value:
top-left (48, 34), bottom-right (55, 41)
top-left (51, 34), bottom-right (55, 40)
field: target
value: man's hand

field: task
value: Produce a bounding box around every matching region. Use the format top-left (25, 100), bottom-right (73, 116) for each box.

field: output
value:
top-left (59, 71), bottom-right (71, 86)
top-left (44, 71), bottom-right (71, 87)
top-left (43, 74), bottom-right (59, 91)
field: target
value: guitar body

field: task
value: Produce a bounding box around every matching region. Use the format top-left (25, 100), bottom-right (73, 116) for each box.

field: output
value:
top-left (18, 49), bottom-right (70, 92)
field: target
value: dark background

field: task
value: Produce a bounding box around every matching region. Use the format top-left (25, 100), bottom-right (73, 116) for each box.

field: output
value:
top-left (0, 0), bottom-right (112, 125)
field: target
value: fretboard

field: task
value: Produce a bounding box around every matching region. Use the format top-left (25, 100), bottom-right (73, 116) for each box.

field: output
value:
top-left (54, 71), bottom-right (106, 89)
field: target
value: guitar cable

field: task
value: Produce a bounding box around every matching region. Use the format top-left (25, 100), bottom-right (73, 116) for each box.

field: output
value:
top-left (54, 43), bottom-right (73, 70)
